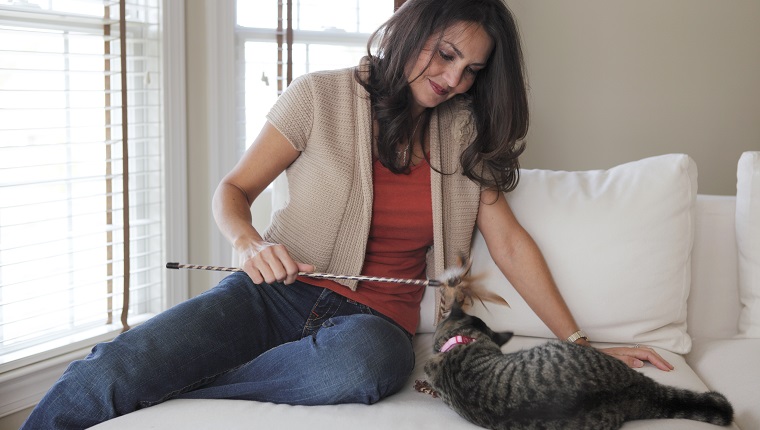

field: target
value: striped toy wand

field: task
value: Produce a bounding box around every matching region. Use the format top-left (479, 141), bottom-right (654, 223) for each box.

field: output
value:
top-left (166, 262), bottom-right (442, 288)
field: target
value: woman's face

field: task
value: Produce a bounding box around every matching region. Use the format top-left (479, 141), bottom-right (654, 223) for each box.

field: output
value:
top-left (407, 21), bottom-right (494, 116)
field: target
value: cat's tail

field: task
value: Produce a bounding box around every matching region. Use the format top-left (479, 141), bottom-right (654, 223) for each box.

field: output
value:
top-left (640, 385), bottom-right (733, 426)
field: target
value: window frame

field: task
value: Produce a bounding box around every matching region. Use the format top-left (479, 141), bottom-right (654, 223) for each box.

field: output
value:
top-left (0, 0), bottom-right (187, 418)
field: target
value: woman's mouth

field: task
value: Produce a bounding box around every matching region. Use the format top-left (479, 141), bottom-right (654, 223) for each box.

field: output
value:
top-left (429, 79), bottom-right (449, 96)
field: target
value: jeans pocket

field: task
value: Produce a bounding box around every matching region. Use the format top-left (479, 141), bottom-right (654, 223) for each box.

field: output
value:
top-left (302, 289), bottom-right (342, 337)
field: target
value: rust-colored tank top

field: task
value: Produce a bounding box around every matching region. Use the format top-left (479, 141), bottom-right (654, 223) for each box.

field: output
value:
top-left (301, 157), bottom-right (433, 334)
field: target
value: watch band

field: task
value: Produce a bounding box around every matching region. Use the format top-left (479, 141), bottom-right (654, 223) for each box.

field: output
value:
top-left (566, 329), bottom-right (588, 343)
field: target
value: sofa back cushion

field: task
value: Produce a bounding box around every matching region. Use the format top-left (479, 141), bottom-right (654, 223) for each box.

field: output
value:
top-left (687, 195), bottom-right (741, 339)
top-left (737, 151), bottom-right (760, 338)
top-left (468, 154), bottom-right (697, 354)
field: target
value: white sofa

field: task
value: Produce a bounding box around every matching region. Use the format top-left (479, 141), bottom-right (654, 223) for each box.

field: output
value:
top-left (92, 152), bottom-right (760, 430)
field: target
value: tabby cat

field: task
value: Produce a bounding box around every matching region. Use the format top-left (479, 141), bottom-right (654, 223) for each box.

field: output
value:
top-left (424, 301), bottom-right (734, 430)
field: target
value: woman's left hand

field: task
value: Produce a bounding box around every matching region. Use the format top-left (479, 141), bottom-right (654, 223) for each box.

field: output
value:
top-left (598, 345), bottom-right (675, 371)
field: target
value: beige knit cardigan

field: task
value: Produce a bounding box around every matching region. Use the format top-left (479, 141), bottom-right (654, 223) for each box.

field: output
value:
top-left (264, 63), bottom-right (483, 322)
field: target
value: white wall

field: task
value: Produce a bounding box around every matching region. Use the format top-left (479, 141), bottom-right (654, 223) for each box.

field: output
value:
top-left (505, 0), bottom-right (760, 194)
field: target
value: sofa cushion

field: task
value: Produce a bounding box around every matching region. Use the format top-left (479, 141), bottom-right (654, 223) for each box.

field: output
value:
top-left (687, 338), bottom-right (760, 430)
top-left (470, 154), bottom-right (697, 354)
top-left (91, 335), bottom-right (734, 430)
top-left (688, 195), bottom-right (740, 339)
top-left (736, 151), bottom-right (760, 337)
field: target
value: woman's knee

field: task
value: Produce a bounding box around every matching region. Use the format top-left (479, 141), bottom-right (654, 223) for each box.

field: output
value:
top-left (54, 340), bottom-right (146, 416)
top-left (317, 314), bottom-right (415, 403)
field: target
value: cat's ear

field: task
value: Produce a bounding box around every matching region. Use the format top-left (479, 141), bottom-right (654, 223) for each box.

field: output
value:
top-left (449, 301), bottom-right (466, 319)
top-left (492, 331), bottom-right (513, 347)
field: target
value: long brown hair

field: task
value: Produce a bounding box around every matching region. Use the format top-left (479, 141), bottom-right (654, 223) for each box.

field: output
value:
top-left (356, 0), bottom-right (528, 192)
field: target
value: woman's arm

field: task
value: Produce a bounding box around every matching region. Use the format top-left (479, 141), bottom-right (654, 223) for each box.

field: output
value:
top-left (213, 122), bottom-right (314, 285)
top-left (476, 189), bottom-right (673, 371)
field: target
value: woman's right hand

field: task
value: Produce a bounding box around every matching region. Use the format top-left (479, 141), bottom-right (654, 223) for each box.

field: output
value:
top-left (237, 240), bottom-right (315, 285)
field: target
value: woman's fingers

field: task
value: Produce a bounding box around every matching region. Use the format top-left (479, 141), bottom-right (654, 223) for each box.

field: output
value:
top-left (240, 242), bottom-right (312, 285)
top-left (600, 346), bottom-right (675, 372)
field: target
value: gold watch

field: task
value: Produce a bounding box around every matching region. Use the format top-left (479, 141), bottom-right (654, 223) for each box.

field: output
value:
top-left (566, 330), bottom-right (588, 343)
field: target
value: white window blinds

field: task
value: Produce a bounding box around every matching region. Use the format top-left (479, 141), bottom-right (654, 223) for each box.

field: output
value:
top-left (0, 0), bottom-right (164, 369)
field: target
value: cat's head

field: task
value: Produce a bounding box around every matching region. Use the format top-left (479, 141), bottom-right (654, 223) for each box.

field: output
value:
top-left (433, 300), bottom-right (513, 352)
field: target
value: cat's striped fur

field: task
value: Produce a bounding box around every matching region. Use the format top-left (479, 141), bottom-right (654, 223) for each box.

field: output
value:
top-left (424, 302), bottom-right (734, 430)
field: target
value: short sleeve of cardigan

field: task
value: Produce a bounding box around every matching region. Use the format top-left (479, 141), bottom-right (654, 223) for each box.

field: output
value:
top-left (266, 74), bottom-right (314, 151)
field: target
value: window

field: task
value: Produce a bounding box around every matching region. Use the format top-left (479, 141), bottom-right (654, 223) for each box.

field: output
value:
top-left (0, 0), bottom-right (165, 371)
top-left (235, 0), bottom-right (395, 149)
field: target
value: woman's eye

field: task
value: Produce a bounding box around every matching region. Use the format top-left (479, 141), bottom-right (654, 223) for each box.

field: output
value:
top-left (438, 50), bottom-right (454, 61)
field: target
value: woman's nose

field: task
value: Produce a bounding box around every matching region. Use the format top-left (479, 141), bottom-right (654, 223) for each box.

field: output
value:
top-left (443, 66), bottom-right (463, 89)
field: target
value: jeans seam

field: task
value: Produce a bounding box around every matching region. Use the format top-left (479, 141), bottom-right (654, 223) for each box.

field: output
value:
top-left (138, 371), bottom-right (226, 408)
top-left (302, 289), bottom-right (340, 338)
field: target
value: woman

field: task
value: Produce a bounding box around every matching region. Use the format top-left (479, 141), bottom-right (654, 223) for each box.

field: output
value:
top-left (22, 0), bottom-right (671, 428)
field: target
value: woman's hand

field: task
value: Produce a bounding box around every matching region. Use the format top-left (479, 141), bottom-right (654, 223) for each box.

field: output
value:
top-left (238, 240), bottom-right (315, 285)
top-left (213, 122), bottom-right (309, 286)
top-left (598, 345), bottom-right (675, 371)
top-left (574, 338), bottom-right (673, 371)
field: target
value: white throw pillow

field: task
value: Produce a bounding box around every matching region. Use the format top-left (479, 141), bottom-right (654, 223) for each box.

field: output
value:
top-left (737, 151), bottom-right (760, 337)
top-left (469, 154), bottom-right (697, 354)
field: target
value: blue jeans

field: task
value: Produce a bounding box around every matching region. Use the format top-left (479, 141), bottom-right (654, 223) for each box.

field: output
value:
top-left (21, 272), bottom-right (415, 430)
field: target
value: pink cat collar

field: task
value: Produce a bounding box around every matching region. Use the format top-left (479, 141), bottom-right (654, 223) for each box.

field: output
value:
top-left (440, 335), bottom-right (477, 353)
